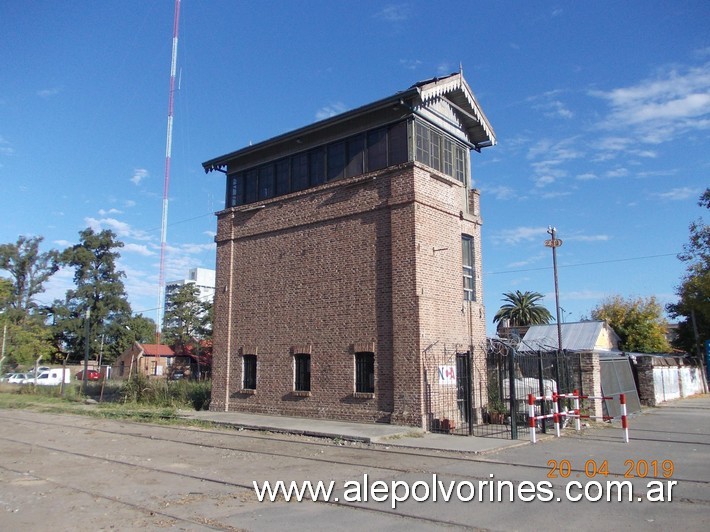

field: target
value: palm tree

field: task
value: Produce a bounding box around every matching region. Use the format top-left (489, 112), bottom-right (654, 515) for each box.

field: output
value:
top-left (493, 290), bottom-right (553, 326)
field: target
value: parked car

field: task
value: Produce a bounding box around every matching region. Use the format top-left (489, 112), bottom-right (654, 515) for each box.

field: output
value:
top-left (7, 373), bottom-right (29, 384)
top-left (1, 372), bottom-right (14, 382)
top-left (76, 369), bottom-right (101, 381)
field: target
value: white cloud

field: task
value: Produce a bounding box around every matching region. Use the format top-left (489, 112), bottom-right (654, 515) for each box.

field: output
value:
top-left (374, 4), bottom-right (409, 22)
top-left (484, 185), bottom-right (516, 200)
top-left (123, 243), bottom-right (155, 256)
top-left (84, 217), bottom-right (153, 241)
top-left (0, 136), bottom-right (14, 156)
top-left (37, 87), bottom-right (61, 98)
top-left (98, 208), bottom-right (123, 216)
top-left (566, 234), bottom-right (610, 242)
top-left (399, 59), bottom-right (422, 71)
top-left (315, 102), bottom-right (348, 121)
top-left (592, 62), bottom-right (710, 141)
top-left (492, 226), bottom-right (550, 245)
top-left (652, 186), bottom-right (701, 201)
top-left (131, 168), bottom-right (149, 186)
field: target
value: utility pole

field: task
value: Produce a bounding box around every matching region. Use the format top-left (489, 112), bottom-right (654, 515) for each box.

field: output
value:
top-left (545, 227), bottom-right (564, 396)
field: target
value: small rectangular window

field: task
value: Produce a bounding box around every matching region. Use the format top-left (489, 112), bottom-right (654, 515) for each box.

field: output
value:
top-left (388, 121), bottom-right (408, 165)
top-left (415, 122), bottom-right (430, 166)
top-left (294, 353), bottom-right (311, 392)
top-left (327, 142), bottom-right (346, 181)
top-left (244, 169), bottom-right (258, 204)
top-left (275, 159), bottom-right (290, 196)
top-left (243, 354), bottom-right (257, 390)
top-left (462, 235), bottom-right (475, 301)
top-left (228, 173), bottom-right (244, 207)
top-left (291, 153), bottom-right (309, 191)
top-left (430, 130), bottom-right (441, 171)
top-left (443, 138), bottom-right (454, 177)
top-left (309, 147), bottom-right (326, 185)
top-left (455, 145), bottom-right (466, 184)
top-left (367, 128), bottom-right (387, 171)
top-left (355, 352), bottom-right (374, 393)
top-left (345, 135), bottom-right (365, 178)
top-left (258, 165), bottom-right (275, 200)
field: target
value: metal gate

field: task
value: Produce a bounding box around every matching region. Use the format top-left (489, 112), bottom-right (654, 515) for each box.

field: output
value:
top-left (427, 351), bottom-right (474, 436)
top-left (474, 341), bottom-right (582, 439)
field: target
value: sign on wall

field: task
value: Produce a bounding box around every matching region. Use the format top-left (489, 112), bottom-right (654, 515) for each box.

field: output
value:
top-left (438, 365), bottom-right (457, 385)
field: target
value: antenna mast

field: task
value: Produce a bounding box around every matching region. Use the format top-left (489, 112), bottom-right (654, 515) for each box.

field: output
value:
top-left (156, 0), bottom-right (181, 342)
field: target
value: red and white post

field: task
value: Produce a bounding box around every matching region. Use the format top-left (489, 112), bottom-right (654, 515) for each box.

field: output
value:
top-left (528, 394), bottom-right (537, 444)
top-left (620, 393), bottom-right (629, 443)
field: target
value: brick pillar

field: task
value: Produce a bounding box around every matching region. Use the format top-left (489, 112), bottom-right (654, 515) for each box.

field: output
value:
top-left (580, 352), bottom-right (603, 419)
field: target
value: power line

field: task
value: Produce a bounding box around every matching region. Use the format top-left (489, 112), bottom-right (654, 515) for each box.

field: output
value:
top-left (484, 252), bottom-right (679, 276)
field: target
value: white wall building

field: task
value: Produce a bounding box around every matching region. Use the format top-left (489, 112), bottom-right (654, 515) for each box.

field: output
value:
top-left (164, 268), bottom-right (216, 331)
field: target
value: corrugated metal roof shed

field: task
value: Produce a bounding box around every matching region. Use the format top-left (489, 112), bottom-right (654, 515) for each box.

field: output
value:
top-left (518, 321), bottom-right (621, 352)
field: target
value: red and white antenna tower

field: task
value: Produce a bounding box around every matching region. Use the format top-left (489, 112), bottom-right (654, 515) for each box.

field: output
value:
top-left (156, 0), bottom-right (181, 341)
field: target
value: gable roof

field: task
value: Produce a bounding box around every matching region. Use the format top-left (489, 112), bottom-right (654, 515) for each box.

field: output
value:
top-left (138, 343), bottom-right (175, 357)
top-left (203, 71), bottom-right (495, 174)
top-left (518, 321), bottom-right (621, 352)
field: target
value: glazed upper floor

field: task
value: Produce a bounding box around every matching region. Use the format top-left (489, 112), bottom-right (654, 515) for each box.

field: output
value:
top-left (203, 72), bottom-right (496, 209)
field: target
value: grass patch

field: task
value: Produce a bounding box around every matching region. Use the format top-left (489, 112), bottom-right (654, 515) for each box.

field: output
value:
top-left (0, 377), bottom-right (212, 424)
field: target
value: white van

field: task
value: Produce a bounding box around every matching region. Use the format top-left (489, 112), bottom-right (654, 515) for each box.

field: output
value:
top-left (34, 368), bottom-right (71, 386)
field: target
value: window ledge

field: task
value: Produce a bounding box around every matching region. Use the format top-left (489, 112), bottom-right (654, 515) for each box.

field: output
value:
top-left (240, 388), bottom-right (256, 395)
top-left (292, 390), bottom-right (312, 397)
top-left (428, 171), bottom-right (464, 187)
top-left (353, 392), bottom-right (375, 399)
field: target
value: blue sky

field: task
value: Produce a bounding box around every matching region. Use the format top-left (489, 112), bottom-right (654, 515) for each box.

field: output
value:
top-left (1, 1), bottom-right (708, 335)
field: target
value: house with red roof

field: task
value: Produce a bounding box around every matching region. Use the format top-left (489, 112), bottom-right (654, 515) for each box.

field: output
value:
top-left (114, 342), bottom-right (185, 379)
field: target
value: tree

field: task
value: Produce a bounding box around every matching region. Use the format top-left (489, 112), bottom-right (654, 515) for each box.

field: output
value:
top-left (162, 283), bottom-right (212, 354)
top-left (54, 228), bottom-right (133, 363)
top-left (493, 290), bottom-right (553, 327)
top-left (0, 237), bottom-right (60, 366)
top-left (591, 295), bottom-right (671, 353)
top-left (667, 188), bottom-right (710, 356)
top-left (0, 236), bottom-right (59, 315)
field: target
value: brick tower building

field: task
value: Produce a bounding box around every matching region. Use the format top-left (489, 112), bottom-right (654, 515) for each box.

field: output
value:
top-left (203, 72), bottom-right (495, 429)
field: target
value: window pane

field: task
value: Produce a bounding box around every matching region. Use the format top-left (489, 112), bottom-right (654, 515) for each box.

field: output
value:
top-left (345, 135), bottom-right (365, 178)
top-left (443, 138), bottom-right (454, 177)
top-left (258, 165), bottom-right (275, 200)
top-left (294, 354), bottom-right (311, 391)
top-left (291, 153), bottom-right (309, 191)
top-left (430, 130), bottom-right (441, 171)
top-left (462, 235), bottom-right (475, 301)
top-left (243, 355), bottom-right (257, 390)
top-left (415, 122), bottom-right (430, 166)
top-left (244, 169), bottom-right (258, 204)
top-left (228, 173), bottom-right (244, 207)
top-left (327, 141), bottom-right (346, 181)
top-left (455, 145), bottom-right (466, 184)
top-left (275, 159), bottom-right (290, 195)
top-left (309, 147), bottom-right (325, 185)
top-left (367, 128), bottom-right (387, 171)
top-left (388, 121), bottom-right (408, 165)
top-left (355, 352), bottom-right (374, 393)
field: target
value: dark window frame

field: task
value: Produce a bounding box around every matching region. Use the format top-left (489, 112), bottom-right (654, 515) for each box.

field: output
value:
top-left (355, 352), bottom-right (375, 394)
top-left (243, 354), bottom-right (257, 390)
top-left (294, 353), bottom-right (311, 392)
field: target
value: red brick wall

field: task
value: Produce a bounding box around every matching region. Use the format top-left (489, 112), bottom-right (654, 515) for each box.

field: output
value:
top-left (210, 161), bottom-right (487, 427)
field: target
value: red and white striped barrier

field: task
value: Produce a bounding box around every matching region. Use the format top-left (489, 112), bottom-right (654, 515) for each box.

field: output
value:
top-left (527, 391), bottom-right (629, 444)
